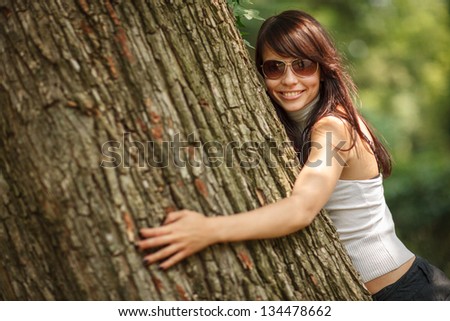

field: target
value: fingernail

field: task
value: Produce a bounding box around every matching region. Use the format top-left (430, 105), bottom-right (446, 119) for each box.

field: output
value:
top-left (134, 242), bottom-right (140, 251)
top-left (143, 258), bottom-right (150, 266)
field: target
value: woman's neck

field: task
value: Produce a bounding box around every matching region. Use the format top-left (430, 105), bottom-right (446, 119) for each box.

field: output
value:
top-left (286, 94), bottom-right (320, 131)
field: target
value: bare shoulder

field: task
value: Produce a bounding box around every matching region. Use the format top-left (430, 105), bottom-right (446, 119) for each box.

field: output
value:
top-left (311, 115), bottom-right (353, 143)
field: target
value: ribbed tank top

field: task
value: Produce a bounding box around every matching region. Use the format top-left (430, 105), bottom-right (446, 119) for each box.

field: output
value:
top-left (324, 175), bottom-right (414, 282)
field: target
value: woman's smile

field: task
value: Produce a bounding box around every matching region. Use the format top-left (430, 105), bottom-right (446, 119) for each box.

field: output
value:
top-left (279, 90), bottom-right (305, 99)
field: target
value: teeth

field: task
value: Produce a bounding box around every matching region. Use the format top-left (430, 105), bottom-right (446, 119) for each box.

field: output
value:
top-left (282, 91), bottom-right (302, 97)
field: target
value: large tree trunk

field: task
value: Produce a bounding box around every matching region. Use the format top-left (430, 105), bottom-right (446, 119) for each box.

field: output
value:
top-left (0, 0), bottom-right (371, 300)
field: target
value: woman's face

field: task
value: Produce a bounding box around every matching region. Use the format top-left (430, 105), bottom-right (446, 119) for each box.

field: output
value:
top-left (262, 46), bottom-right (321, 113)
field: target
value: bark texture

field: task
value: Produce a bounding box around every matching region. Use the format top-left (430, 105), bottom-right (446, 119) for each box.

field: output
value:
top-left (0, 0), bottom-right (371, 300)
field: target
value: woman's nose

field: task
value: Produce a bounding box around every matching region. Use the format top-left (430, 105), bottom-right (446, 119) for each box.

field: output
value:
top-left (281, 65), bottom-right (299, 85)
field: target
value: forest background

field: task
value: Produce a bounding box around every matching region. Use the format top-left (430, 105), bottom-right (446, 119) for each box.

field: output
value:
top-left (237, 0), bottom-right (450, 275)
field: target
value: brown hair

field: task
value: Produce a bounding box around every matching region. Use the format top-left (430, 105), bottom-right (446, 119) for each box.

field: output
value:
top-left (255, 10), bottom-right (392, 177)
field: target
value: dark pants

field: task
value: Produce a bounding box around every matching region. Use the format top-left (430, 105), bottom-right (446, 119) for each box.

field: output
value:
top-left (373, 256), bottom-right (450, 301)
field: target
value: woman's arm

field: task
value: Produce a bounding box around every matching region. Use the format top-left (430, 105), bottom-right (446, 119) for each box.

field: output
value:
top-left (136, 116), bottom-right (351, 269)
top-left (213, 116), bottom-right (351, 242)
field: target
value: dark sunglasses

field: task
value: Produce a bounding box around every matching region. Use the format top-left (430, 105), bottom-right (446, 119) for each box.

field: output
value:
top-left (261, 58), bottom-right (318, 79)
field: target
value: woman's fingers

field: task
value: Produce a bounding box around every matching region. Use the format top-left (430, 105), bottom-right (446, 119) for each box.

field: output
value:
top-left (159, 250), bottom-right (190, 270)
top-left (136, 210), bottom-right (209, 268)
top-left (163, 210), bottom-right (188, 225)
top-left (138, 211), bottom-right (187, 241)
top-left (140, 225), bottom-right (170, 238)
top-left (137, 234), bottom-right (175, 250)
top-left (143, 243), bottom-right (184, 266)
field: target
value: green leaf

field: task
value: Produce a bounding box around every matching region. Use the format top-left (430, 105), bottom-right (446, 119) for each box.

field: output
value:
top-left (226, 0), bottom-right (264, 49)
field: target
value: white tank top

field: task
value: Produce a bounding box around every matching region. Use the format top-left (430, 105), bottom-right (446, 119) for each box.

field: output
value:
top-left (324, 175), bottom-right (414, 282)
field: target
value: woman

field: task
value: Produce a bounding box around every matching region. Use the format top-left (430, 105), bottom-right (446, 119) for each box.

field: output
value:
top-left (136, 10), bottom-right (450, 300)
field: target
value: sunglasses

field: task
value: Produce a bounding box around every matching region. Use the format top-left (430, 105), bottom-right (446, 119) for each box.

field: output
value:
top-left (261, 58), bottom-right (318, 79)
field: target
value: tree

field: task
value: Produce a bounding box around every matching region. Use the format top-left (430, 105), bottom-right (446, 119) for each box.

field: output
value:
top-left (0, 0), bottom-right (371, 300)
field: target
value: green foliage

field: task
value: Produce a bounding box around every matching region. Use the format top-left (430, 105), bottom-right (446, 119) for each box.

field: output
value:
top-left (384, 154), bottom-right (450, 274)
top-left (227, 0), bottom-right (264, 26)
top-left (226, 0), bottom-right (264, 48)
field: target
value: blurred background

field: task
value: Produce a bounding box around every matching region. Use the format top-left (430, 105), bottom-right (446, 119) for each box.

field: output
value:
top-left (238, 0), bottom-right (450, 275)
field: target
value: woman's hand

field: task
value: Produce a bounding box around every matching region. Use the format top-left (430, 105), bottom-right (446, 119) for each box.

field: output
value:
top-left (135, 210), bottom-right (217, 270)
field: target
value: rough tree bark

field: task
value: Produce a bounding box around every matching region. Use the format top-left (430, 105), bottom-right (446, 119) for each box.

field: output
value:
top-left (0, 0), bottom-right (371, 300)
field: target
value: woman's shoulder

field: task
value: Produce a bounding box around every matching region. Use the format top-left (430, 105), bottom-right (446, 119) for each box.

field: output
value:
top-left (310, 112), bottom-right (357, 153)
top-left (312, 114), bottom-right (353, 138)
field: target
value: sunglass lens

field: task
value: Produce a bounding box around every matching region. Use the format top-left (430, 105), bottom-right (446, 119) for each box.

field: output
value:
top-left (263, 61), bottom-right (285, 79)
top-left (292, 59), bottom-right (316, 77)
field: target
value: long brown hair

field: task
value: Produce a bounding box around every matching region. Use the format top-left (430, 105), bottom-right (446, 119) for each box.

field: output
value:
top-left (255, 10), bottom-right (392, 177)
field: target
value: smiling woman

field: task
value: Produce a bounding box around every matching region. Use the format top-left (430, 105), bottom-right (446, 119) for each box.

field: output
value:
top-left (136, 10), bottom-right (450, 301)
